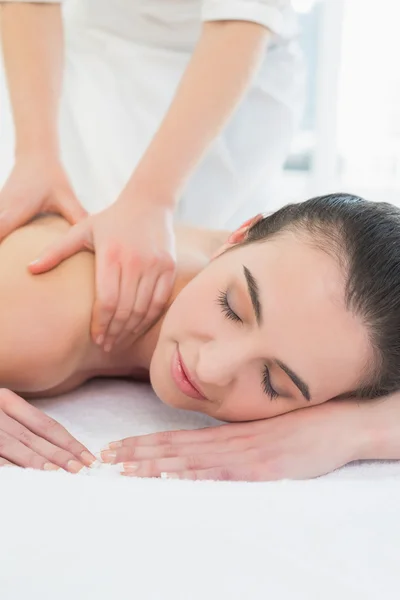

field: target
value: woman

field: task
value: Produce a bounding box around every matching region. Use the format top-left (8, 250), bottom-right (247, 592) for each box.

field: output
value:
top-left (1, 193), bottom-right (400, 480)
top-left (0, 0), bottom-right (304, 353)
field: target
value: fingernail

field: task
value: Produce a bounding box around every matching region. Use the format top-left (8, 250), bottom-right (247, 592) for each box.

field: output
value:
top-left (96, 334), bottom-right (104, 346)
top-left (101, 449), bottom-right (117, 463)
top-left (29, 259), bottom-right (40, 266)
top-left (104, 342), bottom-right (113, 353)
top-left (108, 441), bottom-right (122, 449)
top-left (160, 472), bottom-right (179, 479)
top-left (123, 462), bottom-right (139, 474)
top-left (67, 459), bottom-right (84, 473)
top-left (80, 450), bottom-right (97, 467)
top-left (43, 463), bottom-right (60, 471)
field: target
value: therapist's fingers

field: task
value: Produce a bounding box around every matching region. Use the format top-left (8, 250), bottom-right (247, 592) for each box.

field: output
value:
top-left (106, 261), bottom-right (158, 349)
top-left (91, 245), bottom-right (122, 347)
top-left (0, 457), bottom-right (14, 467)
top-left (102, 261), bottom-right (141, 349)
top-left (29, 220), bottom-right (93, 274)
top-left (126, 264), bottom-right (159, 334)
top-left (55, 190), bottom-right (88, 225)
top-left (134, 269), bottom-right (175, 337)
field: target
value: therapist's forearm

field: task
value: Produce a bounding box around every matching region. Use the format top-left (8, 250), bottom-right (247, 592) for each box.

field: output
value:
top-left (0, 3), bottom-right (63, 157)
top-left (127, 20), bottom-right (270, 204)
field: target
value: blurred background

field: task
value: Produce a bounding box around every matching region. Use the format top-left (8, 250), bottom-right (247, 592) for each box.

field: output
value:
top-left (282, 0), bottom-right (400, 208)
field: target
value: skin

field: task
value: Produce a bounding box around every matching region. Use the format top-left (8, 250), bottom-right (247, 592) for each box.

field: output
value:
top-left (0, 214), bottom-right (371, 426)
top-left (1, 4), bottom-right (270, 352)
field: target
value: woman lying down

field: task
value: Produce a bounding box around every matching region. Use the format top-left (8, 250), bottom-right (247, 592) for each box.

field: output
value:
top-left (1, 192), bottom-right (400, 481)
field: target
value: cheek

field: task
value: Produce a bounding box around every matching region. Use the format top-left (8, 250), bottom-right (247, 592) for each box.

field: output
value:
top-left (163, 276), bottom-right (219, 339)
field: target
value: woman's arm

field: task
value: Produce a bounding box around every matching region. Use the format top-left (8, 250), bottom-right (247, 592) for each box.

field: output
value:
top-left (0, 2), bottom-right (63, 156)
top-left (104, 394), bottom-right (400, 480)
top-left (124, 20), bottom-right (271, 203)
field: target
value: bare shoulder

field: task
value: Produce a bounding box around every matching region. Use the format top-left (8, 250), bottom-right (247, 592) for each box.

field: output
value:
top-left (0, 215), bottom-right (95, 393)
top-left (174, 223), bottom-right (229, 263)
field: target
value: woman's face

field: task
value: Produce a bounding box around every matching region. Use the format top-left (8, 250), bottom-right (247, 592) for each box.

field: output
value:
top-left (150, 230), bottom-right (372, 422)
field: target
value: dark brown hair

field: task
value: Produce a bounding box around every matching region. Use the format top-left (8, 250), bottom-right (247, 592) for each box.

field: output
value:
top-left (243, 193), bottom-right (400, 398)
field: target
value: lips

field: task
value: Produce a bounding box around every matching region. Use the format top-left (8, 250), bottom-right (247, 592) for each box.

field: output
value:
top-left (171, 346), bottom-right (207, 401)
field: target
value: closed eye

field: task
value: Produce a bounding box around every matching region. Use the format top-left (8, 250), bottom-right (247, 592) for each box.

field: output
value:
top-left (216, 289), bottom-right (278, 401)
top-left (216, 289), bottom-right (242, 323)
top-left (262, 365), bottom-right (278, 400)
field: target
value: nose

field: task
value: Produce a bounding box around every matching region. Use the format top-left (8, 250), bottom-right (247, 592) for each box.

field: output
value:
top-left (195, 340), bottom-right (246, 388)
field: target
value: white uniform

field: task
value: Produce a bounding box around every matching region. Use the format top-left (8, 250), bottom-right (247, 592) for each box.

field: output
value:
top-left (0, 0), bottom-right (304, 228)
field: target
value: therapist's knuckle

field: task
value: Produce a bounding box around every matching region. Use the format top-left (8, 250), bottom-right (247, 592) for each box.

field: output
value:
top-left (101, 295), bottom-right (118, 314)
top-left (160, 252), bottom-right (174, 270)
top-left (127, 253), bottom-right (141, 270)
top-left (133, 306), bottom-right (146, 319)
top-left (105, 242), bottom-right (121, 264)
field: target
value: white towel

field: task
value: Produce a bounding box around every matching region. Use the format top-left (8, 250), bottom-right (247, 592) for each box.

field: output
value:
top-left (1, 379), bottom-right (400, 599)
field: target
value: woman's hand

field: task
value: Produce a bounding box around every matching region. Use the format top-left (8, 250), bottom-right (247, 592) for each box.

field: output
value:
top-left (0, 388), bottom-right (96, 472)
top-left (29, 190), bottom-right (177, 350)
top-left (0, 155), bottom-right (87, 241)
top-left (101, 400), bottom-right (371, 481)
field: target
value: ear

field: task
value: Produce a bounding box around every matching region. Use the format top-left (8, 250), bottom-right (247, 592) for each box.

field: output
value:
top-left (211, 214), bottom-right (264, 260)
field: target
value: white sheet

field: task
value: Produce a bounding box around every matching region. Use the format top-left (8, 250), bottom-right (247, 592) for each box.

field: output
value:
top-left (1, 379), bottom-right (400, 599)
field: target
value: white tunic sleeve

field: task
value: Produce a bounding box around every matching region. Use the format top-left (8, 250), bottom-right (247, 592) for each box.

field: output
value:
top-left (201, 0), bottom-right (292, 35)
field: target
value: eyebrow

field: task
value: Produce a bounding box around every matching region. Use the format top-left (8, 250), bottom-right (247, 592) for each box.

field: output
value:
top-left (243, 265), bottom-right (262, 326)
top-left (242, 264), bottom-right (311, 402)
top-left (276, 360), bottom-right (311, 402)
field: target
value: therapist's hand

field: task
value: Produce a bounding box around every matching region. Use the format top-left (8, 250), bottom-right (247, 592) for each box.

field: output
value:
top-left (0, 155), bottom-right (87, 240)
top-left (29, 192), bottom-right (177, 350)
top-left (0, 388), bottom-right (96, 472)
top-left (102, 400), bottom-right (370, 481)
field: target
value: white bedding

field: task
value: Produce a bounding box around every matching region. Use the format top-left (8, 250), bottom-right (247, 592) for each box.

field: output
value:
top-left (1, 379), bottom-right (400, 599)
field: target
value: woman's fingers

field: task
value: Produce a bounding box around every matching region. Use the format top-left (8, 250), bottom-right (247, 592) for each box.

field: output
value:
top-left (0, 410), bottom-right (86, 473)
top-left (0, 457), bottom-right (14, 467)
top-left (0, 389), bottom-right (95, 466)
top-left (0, 429), bottom-right (61, 471)
top-left (121, 448), bottom-right (258, 478)
top-left (106, 421), bottom-right (258, 453)
top-left (102, 436), bottom-right (251, 464)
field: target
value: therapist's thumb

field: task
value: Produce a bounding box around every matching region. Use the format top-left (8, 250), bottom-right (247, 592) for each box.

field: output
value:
top-left (56, 190), bottom-right (88, 225)
top-left (28, 220), bottom-right (93, 274)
